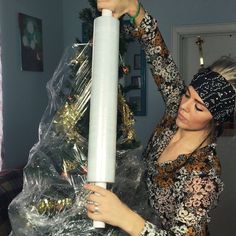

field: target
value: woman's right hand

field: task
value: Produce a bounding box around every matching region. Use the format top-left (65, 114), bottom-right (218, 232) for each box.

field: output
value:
top-left (97, 0), bottom-right (140, 19)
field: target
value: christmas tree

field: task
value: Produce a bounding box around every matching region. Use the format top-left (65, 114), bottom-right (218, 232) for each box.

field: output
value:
top-left (8, 16), bottom-right (147, 234)
top-left (79, 0), bottom-right (134, 56)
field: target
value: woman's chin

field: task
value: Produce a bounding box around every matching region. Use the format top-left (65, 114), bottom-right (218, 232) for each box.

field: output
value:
top-left (176, 117), bottom-right (189, 128)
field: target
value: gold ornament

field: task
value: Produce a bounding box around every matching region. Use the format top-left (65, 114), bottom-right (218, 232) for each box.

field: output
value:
top-left (118, 90), bottom-right (136, 144)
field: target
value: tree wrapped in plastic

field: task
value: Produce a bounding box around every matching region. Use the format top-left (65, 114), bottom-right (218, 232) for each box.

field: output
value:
top-left (8, 41), bottom-right (157, 235)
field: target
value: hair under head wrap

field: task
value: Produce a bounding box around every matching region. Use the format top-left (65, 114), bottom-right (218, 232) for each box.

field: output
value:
top-left (190, 68), bottom-right (236, 123)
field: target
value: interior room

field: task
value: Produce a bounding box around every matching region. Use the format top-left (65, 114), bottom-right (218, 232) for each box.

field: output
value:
top-left (0, 0), bottom-right (235, 235)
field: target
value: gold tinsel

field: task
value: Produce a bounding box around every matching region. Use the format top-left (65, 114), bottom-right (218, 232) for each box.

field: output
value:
top-left (53, 89), bottom-right (136, 145)
top-left (118, 91), bottom-right (136, 143)
top-left (36, 197), bottom-right (73, 215)
top-left (53, 98), bottom-right (84, 141)
top-left (35, 46), bottom-right (136, 215)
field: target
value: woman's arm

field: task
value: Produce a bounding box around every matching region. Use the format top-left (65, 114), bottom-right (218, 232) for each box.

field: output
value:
top-left (85, 169), bottom-right (223, 236)
top-left (127, 10), bottom-right (185, 117)
top-left (84, 184), bottom-right (145, 236)
top-left (97, 0), bottom-right (185, 116)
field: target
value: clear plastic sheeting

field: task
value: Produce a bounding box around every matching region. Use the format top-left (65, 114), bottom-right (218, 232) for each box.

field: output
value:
top-left (8, 43), bottom-right (156, 236)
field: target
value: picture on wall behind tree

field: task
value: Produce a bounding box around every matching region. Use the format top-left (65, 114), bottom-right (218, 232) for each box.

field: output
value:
top-left (18, 13), bottom-right (43, 72)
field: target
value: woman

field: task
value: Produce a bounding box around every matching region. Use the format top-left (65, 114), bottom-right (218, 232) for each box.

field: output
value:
top-left (84, 0), bottom-right (236, 235)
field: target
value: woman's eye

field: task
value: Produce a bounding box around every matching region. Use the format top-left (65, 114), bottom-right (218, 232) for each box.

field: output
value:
top-left (195, 105), bottom-right (203, 112)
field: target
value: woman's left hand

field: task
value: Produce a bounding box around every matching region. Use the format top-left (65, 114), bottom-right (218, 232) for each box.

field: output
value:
top-left (84, 184), bottom-right (131, 228)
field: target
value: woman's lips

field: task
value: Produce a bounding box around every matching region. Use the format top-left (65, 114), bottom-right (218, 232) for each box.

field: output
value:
top-left (177, 111), bottom-right (188, 122)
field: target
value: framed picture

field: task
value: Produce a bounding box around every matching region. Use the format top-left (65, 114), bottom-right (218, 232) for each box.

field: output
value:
top-left (18, 13), bottom-right (43, 71)
top-left (131, 76), bottom-right (141, 88)
top-left (129, 96), bottom-right (141, 113)
top-left (134, 54), bottom-right (141, 70)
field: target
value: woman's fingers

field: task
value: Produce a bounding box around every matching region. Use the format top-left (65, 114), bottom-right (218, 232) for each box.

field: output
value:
top-left (86, 201), bottom-right (100, 213)
top-left (113, 12), bottom-right (120, 18)
top-left (87, 210), bottom-right (103, 221)
top-left (86, 195), bottom-right (104, 221)
top-left (87, 193), bottom-right (101, 204)
top-left (97, 0), bottom-right (114, 12)
top-left (96, 0), bottom-right (131, 18)
top-left (84, 184), bottom-right (108, 196)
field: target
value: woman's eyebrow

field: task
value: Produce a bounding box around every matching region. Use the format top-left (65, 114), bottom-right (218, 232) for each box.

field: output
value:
top-left (187, 87), bottom-right (207, 107)
top-left (195, 99), bottom-right (207, 107)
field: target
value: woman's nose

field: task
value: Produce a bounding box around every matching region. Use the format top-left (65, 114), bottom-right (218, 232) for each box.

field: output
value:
top-left (181, 98), bottom-right (192, 112)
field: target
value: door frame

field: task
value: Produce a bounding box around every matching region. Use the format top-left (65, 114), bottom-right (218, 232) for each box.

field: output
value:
top-left (172, 22), bottom-right (236, 72)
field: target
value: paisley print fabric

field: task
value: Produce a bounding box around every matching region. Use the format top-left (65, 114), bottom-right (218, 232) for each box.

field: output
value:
top-left (128, 11), bottom-right (224, 236)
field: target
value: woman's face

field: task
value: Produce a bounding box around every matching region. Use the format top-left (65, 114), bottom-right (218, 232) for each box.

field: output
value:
top-left (176, 86), bottom-right (213, 131)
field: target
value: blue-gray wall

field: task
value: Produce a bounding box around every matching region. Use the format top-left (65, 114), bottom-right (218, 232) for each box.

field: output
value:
top-left (62, 0), bottom-right (88, 47)
top-left (0, 0), bottom-right (64, 168)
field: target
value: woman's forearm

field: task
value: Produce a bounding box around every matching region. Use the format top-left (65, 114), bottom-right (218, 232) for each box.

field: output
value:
top-left (119, 206), bottom-right (145, 236)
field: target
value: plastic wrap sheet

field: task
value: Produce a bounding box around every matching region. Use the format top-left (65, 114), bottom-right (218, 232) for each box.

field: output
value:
top-left (8, 43), bottom-right (157, 236)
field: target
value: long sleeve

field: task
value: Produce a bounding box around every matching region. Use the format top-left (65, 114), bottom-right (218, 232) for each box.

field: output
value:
top-left (140, 169), bottom-right (223, 236)
top-left (126, 11), bottom-right (186, 118)
top-left (125, 10), bottom-right (223, 236)
top-left (126, 11), bottom-right (186, 162)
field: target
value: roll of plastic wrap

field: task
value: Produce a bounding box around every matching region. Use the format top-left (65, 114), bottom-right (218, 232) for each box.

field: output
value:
top-left (87, 11), bottom-right (119, 183)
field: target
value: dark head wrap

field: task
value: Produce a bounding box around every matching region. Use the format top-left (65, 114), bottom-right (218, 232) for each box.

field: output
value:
top-left (190, 68), bottom-right (235, 123)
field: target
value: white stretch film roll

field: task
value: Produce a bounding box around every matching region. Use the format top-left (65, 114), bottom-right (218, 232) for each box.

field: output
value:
top-left (87, 13), bottom-right (120, 183)
top-left (93, 182), bottom-right (107, 228)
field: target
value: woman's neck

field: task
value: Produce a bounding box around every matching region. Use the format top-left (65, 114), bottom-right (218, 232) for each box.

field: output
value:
top-left (173, 128), bottom-right (211, 150)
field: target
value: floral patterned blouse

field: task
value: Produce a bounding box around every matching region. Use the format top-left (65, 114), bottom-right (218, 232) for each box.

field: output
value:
top-left (128, 11), bottom-right (224, 236)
